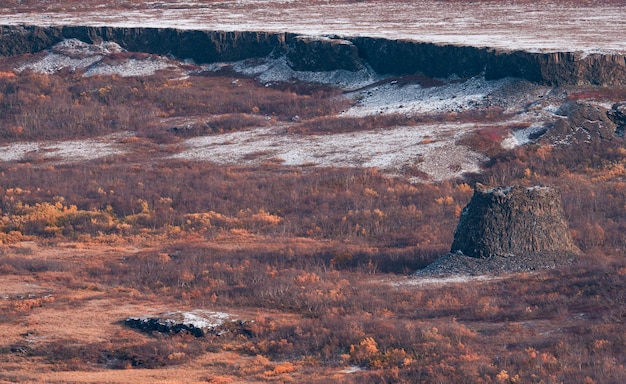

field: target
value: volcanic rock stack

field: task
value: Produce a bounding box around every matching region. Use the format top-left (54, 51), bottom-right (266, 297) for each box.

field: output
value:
top-left (451, 184), bottom-right (580, 258)
top-left (420, 184), bottom-right (580, 275)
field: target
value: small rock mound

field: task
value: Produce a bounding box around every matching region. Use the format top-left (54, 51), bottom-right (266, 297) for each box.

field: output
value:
top-left (544, 101), bottom-right (618, 143)
top-left (418, 249), bottom-right (579, 276)
top-left (125, 310), bottom-right (234, 337)
top-left (419, 184), bottom-right (580, 276)
top-left (51, 38), bottom-right (123, 58)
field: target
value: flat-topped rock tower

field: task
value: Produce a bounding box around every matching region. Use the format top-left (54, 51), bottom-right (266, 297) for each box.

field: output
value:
top-left (451, 184), bottom-right (580, 259)
top-left (419, 185), bottom-right (581, 276)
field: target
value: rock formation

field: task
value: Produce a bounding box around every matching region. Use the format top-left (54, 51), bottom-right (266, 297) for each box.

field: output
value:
top-left (0, 25), bottom-right (284, 63)
top-left (420, 185), bottom-right (580, 276)
top-left (608, 102), bottom-right (626, 136)
top-left (451, 184), bottom-right (580, 258)
top-left (543, 101), bottom-right (619, 143)
top-left (125, 310), bottom-right (234, 337)
top-left (1, 25), bottom-right (626, 86)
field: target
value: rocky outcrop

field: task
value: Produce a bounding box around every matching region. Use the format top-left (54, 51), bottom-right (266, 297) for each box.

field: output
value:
top-left (419, 185), bottom-right (580, 276)
top-left (544, 101), bottom-right (619, 143)
top-left (608, 102), bottom-right (626, 136)
top-left (1, 24), bottom-right (626, 85)
top-left (353, 37), bottom-right (626, 86)
top-left (451, 184), bottom-right (580, 259)
top-left (537, 52), bottom-right (626, 86)
top-left (125, 310), bottom-right (234, 337)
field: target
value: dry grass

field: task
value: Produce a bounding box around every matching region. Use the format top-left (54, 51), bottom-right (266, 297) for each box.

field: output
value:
top-left (1, 238), bottom-right (624, 383)
top-left (0, 27), bottom-right (624, 382)
top-left (0, 70), bottom-right (347, 142)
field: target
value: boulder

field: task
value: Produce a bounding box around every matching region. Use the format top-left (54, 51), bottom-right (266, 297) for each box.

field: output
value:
top-left (545, 101), bottom-right (618, 142)
top-left (124, 310), bottom-right (232, 337)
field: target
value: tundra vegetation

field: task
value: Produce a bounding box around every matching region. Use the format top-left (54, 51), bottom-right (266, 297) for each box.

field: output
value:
top-left (0, 51), bottom-right (625, 382)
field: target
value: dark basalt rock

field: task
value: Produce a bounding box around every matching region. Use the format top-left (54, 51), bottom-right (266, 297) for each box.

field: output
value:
top-left (1, 25), bottom-right (626, 85)
top-left (287, 35), bottom-right (364, 72)
top-left (497, 51), bottom-right (626, 87)
top-left (419, 185), bottom-right (581, 276)
top-left (450, 184), bottom-right (580, 259)
top-left (0, 25), bottom-right (286, 63)
top-left (351, 37), bottom-right (491, 79)
top-left (124, 310), bottom-right (233, 337)
top-left (125, 316), bottom-right (206, 337)
top-left (545, 101), bottom-right (619, 142)
top-left (608, 102), bottom-right (626, 137)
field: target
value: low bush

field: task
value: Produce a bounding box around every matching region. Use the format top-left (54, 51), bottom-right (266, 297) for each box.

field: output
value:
top-left (0, 69), bottom-right (349, 142)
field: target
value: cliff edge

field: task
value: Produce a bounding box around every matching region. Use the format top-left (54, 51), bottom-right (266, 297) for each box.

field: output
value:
top-left (1, 25), bottom-right (626, 86)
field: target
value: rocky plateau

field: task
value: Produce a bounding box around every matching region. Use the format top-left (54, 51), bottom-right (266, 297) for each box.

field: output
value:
top-left (1, 25), bottom-right (625, 86)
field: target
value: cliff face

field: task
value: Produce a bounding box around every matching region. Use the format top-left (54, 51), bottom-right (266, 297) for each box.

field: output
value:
top-left (536, 51), bottom-right (626, 86)
top-left (0, 25), bottom-right (286, 63)
top-left (353, 37), bottom-right (626, 86)
top-left (1, 25), bottom-right (625, 86)
top-left (287, 35), bottom-right (363, 72)
top-left (450, 185), bottom-right (580, 259)
top-left (351, 37), bottom-right (491, 79)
